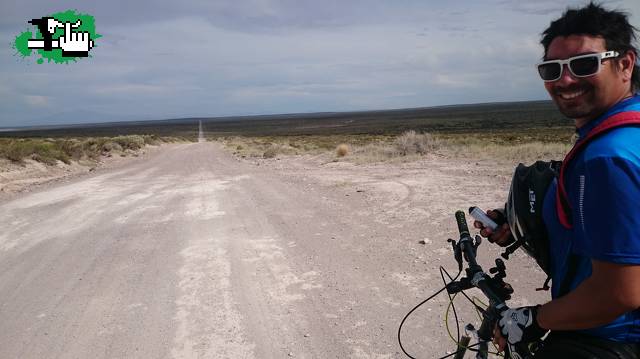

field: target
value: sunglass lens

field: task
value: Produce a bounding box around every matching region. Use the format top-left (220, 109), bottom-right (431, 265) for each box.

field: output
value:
top-left (570, 56), bottom-right (599, 77)
top-left (538, 63), bottom-right (561, 81)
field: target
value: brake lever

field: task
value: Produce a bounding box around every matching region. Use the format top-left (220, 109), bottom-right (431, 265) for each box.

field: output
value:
top-left (448, 238), bottom-right (463, 272)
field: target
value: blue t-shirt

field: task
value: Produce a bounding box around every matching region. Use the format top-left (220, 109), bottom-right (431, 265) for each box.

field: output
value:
top-left (543, 94), bottom-right (640, 342)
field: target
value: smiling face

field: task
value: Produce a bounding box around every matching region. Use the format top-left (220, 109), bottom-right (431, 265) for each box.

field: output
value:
top-left (544, 35), bottom-right (634, 127)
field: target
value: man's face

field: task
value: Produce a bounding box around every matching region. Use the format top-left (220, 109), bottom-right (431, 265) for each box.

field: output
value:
top-left (544, 35), bottom-right (632, 127)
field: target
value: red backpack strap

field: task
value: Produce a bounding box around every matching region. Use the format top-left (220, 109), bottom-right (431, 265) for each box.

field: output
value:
top-left (556, 111), bottom-right (640, 229)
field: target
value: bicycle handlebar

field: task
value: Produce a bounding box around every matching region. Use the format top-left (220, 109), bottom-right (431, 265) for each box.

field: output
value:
top-left (448, 211), bottom-right (533, 359)
top-left (455, 210), bottom-right (471, 239)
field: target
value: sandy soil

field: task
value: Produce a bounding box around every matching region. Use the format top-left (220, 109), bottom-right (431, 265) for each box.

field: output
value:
top-left (0, 141), bottom-right (549, 358)
top-left (0, 147), bottom-right (157, 199)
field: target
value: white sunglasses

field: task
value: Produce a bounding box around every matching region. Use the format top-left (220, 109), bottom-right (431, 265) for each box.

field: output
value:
top-left (536, 51), bottom-right (619, 82)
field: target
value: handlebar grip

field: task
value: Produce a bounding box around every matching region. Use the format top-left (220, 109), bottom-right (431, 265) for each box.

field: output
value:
top-left (455, 210), bottom-right (470, 239)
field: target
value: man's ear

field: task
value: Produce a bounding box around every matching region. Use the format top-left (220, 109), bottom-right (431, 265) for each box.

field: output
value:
top-left (617, 50), bottom-right (636, 82)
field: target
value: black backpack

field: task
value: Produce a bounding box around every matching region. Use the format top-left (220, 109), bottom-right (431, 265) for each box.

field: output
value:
top-left (506, 160), bottom-right (561, 276)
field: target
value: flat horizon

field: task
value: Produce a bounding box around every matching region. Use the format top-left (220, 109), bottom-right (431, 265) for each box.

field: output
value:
top-left (0, 99), bottom-right (555, 131)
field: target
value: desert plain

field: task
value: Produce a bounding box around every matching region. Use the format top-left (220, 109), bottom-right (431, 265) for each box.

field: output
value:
top-left (0, 102), bottom-right (571, 358)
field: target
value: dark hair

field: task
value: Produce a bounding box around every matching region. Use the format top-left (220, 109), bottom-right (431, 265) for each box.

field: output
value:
top-left (541, 2), bottom-right (640, 92)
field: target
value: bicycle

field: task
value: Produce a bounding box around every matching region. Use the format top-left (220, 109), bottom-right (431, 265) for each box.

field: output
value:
top-left (398, 210), bottom-right (541, 359)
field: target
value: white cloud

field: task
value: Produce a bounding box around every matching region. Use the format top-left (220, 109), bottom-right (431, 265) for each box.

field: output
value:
top-left (91, 84), bottom-right (172, 95)
top-left (24, 95), bottom-right (49, 107)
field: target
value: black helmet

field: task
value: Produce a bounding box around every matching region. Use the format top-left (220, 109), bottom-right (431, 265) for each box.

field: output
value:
top-left (505, 161), bottom-right (561, 275)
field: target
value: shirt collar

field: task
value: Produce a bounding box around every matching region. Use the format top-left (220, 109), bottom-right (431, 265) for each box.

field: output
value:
top-left (577, 94), bottom-right (640, 139)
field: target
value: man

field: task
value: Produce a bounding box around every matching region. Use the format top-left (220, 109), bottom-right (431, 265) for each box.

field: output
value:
top-left (476, 3), bottom-right (640, 358)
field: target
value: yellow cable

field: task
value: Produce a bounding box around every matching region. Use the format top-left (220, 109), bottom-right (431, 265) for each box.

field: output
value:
top-left (444, 294), bottom-right (505, 358)
top-left (472, 295), bottom-right (505, 357)
top-left (471, 296), bottom-right (487, 324)
top-left (444, 292), bottom-right (458, 344)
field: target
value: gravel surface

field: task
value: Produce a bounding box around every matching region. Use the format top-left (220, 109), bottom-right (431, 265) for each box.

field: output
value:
top-left (0, 141), bottom-right (549, 358)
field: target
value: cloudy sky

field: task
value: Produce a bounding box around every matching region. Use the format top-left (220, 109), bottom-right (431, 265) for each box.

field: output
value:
top-left (1, 0), bottom-right (639, 127)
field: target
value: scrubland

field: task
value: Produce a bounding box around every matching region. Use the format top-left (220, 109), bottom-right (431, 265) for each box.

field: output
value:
top-left (0, 135), bottom-right (186, 165)
top-left (205, 100), bottom-right (574, 163)
top-left (1, 101), bottom-right (574, 195)
top-left (219, 128), bottom-right (573, 165)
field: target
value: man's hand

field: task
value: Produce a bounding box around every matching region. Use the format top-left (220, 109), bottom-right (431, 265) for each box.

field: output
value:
top-left (494, 306), bottom-right (548, 351)
top-left (473, 209), bottom-right (513, 247)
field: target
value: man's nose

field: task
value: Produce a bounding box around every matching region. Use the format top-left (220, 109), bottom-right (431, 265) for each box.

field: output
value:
top-left (555, 64), bottom-right (579, 85)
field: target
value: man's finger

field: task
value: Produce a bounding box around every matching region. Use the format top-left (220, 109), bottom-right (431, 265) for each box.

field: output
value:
top-left (498, 223), bottom-right (511, 237)
top-left (480, 227), bottom-right (493, 237)
top-left (490, 226), bottom-right (513, 246)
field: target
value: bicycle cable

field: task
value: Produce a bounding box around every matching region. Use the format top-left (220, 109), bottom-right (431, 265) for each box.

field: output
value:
top-left (398, 264), bottom-right (504, 358)
top-left (397, 267), bottom-right (460, 359)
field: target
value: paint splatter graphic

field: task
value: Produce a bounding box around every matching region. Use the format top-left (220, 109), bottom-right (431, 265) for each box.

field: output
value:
top-left (13, 10), bottom-right (101, 64)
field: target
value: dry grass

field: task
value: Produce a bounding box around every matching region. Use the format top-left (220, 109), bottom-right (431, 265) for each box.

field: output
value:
top-left (218, 129), bottom-right (572, 164)
top-left (336, 144), bottom-right (349, 157)
top-left (393, 130), bottom-right (441, 156)
top-left (443, 140), bottom-right (570, 163)
top-left (0, 135), bottom-right (183, 165)
top-left (262, 145), bottom-right (279, 159)
top-left (220, 135), bottom-right (392, 159)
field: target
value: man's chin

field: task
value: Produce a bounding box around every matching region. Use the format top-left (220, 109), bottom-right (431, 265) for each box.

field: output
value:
top-left (553, 99), bottom-right (593, 120)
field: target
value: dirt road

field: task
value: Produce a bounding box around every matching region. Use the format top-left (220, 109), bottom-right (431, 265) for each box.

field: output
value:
top-left (0, 142), bottom-right (548, 358)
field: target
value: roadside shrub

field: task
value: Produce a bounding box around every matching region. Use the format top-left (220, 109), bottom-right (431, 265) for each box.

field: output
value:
top-left (101, 141), bottom-right (123, 153)
top-left (4, 140), bottom-right (31, 162)
top-left (114, 135), bottom-right (145, 150)
top-left (57, 139), bottom-right (84, 159)
top-left (3, 139), bottom-right (70, 164)
top-left (35, 141), bottom-right (70, 164)
top-left (336, 143), bottom-right (349, 157)
top-left (394, 130), bottom-right (439, 155)
top-left (263, 145), bottom-right (278, 158)
top-left (142, 134), bottom-right (160, 145)
top-left (82, 138), bottom-right (109, 159)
